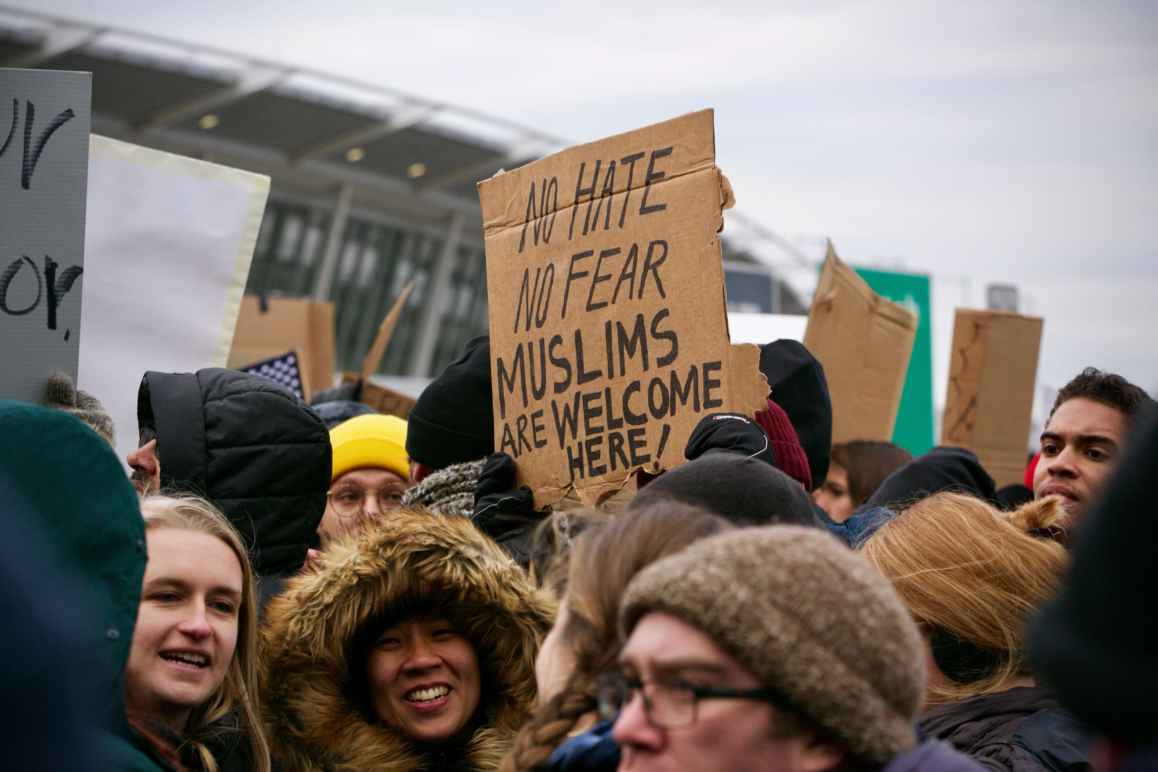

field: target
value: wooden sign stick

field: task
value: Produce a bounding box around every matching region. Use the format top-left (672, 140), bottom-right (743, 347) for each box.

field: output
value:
top-left (360, 281), bottom-right (415, 380)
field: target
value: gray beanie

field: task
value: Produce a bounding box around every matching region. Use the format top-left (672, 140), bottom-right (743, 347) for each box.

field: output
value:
top-left (620, 526), bottom-right (924, 765)
top-left (42, 372), bottom-right (116, 447)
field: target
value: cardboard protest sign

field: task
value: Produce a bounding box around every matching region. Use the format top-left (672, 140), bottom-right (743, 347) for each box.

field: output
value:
top-left (344, 375), bottom-right (417, 419)
top-left (804, 243), bottom-right (918, 444)
top-left (228, 294), bottom-right (335, 401)
top-left (942, 309), bottom-right (1043, 487)
top-left (0, 69), bottom-right (91, 402)
top-left (479, 110), bottom-right (768, 507)
top-left (855, 267), bottom-right (934, 455)
top-left (78, 135), bottom-right (268, 466)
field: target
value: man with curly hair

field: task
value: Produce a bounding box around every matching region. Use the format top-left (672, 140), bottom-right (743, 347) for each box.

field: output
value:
top-left (1034, 367), bottom-right (1154, 522)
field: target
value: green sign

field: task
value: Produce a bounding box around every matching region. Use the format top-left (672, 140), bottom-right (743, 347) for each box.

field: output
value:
top-left (854, 267), bottom-right (934, 455)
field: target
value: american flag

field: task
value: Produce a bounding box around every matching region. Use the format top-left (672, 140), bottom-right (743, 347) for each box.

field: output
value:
top-left (240, 351), bottom-right (304, 400)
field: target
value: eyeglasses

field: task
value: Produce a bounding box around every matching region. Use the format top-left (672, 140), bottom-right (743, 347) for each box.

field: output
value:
top-left (326, 486), bottom-right (404, 518)
top-left (597, 671), bottom-right (784, 729)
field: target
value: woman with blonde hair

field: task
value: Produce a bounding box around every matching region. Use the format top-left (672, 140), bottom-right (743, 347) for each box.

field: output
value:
top-left (861, 492), bottom-right (1088, 771)
top-left (125, 494), bottom-right (271, 772)
top-left (502, 501), bottom-right (733, 772)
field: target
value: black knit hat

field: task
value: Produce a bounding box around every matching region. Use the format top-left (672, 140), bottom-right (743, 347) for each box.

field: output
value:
top-left (758, 340), bottom-right (832, 491)
top-left (406, 336), bottom-right (494, 469)
top-left (1029, 407), bottom-right (1158, 745)
top-left (630, 453), bottom-right (822, 528)
top-left (864, 446), bottom-right (997, 511)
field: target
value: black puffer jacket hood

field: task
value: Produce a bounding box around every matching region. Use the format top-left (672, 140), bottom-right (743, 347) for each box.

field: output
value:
top-left (137, 368), bottom-right (331, 583)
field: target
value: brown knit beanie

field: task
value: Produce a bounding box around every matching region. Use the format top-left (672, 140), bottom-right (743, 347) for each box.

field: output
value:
top-left (620, 526), bottom-right (924, 765)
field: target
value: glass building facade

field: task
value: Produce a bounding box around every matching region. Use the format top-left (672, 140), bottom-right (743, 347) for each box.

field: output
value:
top-left (245, 196), bottom-right (489, 377)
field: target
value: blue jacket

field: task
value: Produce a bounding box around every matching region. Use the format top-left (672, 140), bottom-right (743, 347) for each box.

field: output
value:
top-left (545, 720), bottom-right (620, 771)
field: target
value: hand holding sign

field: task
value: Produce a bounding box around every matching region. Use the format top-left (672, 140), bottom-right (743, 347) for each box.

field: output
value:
top-left (479, 110), bottom-right (767, 507)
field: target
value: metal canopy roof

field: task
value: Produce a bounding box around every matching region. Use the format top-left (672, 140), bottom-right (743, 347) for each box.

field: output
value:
top-left (0, 6), bottom-right (563, 238)
top-left (0, 6), bottom-right (820, 288)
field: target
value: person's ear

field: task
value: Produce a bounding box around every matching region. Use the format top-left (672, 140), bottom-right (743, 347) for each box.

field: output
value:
top-left (798, 736), bottom-right (843, 772)
top-left (409, 460), bottom-right (433, 484)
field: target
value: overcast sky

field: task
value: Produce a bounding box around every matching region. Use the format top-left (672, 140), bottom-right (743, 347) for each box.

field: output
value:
top-left (18, 0), bottom-right (1158, 408)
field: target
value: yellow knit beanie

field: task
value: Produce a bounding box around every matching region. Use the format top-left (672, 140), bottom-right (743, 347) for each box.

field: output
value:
top-left (329, 414), bottom-right (409, 481)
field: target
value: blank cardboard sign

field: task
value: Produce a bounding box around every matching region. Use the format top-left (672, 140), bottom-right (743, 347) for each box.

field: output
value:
top-left (479, 109), bottom-right (767, 507)
top-left (942, 309), bottom-right (1043, 488)
top-left (804, 244), bottom-right (918, 444)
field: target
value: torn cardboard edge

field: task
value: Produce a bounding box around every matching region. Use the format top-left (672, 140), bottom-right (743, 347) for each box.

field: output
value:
top-left (478, 109), bottom-right (717, 237)
top-left (804, 242), bottom-right (918, 443)
top-left (811, 245), bottom-right (915, 334)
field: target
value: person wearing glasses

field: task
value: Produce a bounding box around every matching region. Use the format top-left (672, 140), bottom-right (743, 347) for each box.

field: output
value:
top-left (319, 413), bottom-right (410, 543)
top-left (605, 526), bottom-right (984, 772)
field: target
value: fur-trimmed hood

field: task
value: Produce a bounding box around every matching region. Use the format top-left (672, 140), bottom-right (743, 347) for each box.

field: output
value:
top-left (261, 508), bottom-right (555, 771)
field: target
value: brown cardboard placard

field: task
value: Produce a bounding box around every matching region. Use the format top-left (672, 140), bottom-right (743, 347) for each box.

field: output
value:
top-left (479, 109), bottom-right (768, 508)
top-left (228, 294), bottom-right (335, 401)
top-left (341, 373), bottom-right (417, 419)
top-left (804, 243), bottom-right (918, 443)
top-left (942, 309), bottom-right (1043, 487)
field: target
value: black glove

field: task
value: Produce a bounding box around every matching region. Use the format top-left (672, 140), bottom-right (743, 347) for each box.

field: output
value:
top-left (473, 453), bottom-right (544, 569)
top-left (684, 413), bottom-right (775, 467)
top-left (473, 452), bottom-right (539, 529)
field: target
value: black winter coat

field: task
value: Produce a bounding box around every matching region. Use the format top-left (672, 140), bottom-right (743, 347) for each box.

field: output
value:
top-left (919, 687), bottom-right (1091, 772)
top-left (138, 368), bottom-right (331, 604)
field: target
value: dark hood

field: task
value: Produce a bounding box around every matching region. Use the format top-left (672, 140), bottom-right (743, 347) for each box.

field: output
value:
top-left (406, 335), bottom-right (493, 469)
top-left (630, 453), bottom-right (822, 528)
top-left (758, 339), bottom-right (833, 491)
top-left (0, 401), bottom-right (159, 770)
top-left (865, 446), bottom-right (997, 511)
top-left (137, 368), bottom-right (331, 580)
top-left (1030, 406), bottom-right (1158, 745)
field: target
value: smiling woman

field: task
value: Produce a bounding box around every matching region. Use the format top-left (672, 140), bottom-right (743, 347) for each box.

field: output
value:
top-left (349, 610), bottom-right (483, 745)
top-left (126, 495), bottom-right (271, 772)
top-left (261, 507), bottom-right (555, 771)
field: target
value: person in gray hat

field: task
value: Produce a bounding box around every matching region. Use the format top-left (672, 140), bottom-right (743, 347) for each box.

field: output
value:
top-left (603, 526), bottom-right (983, 772)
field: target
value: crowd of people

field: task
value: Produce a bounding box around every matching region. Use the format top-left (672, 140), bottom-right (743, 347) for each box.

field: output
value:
top-left (3, 336), bottom-right (1155, 772)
